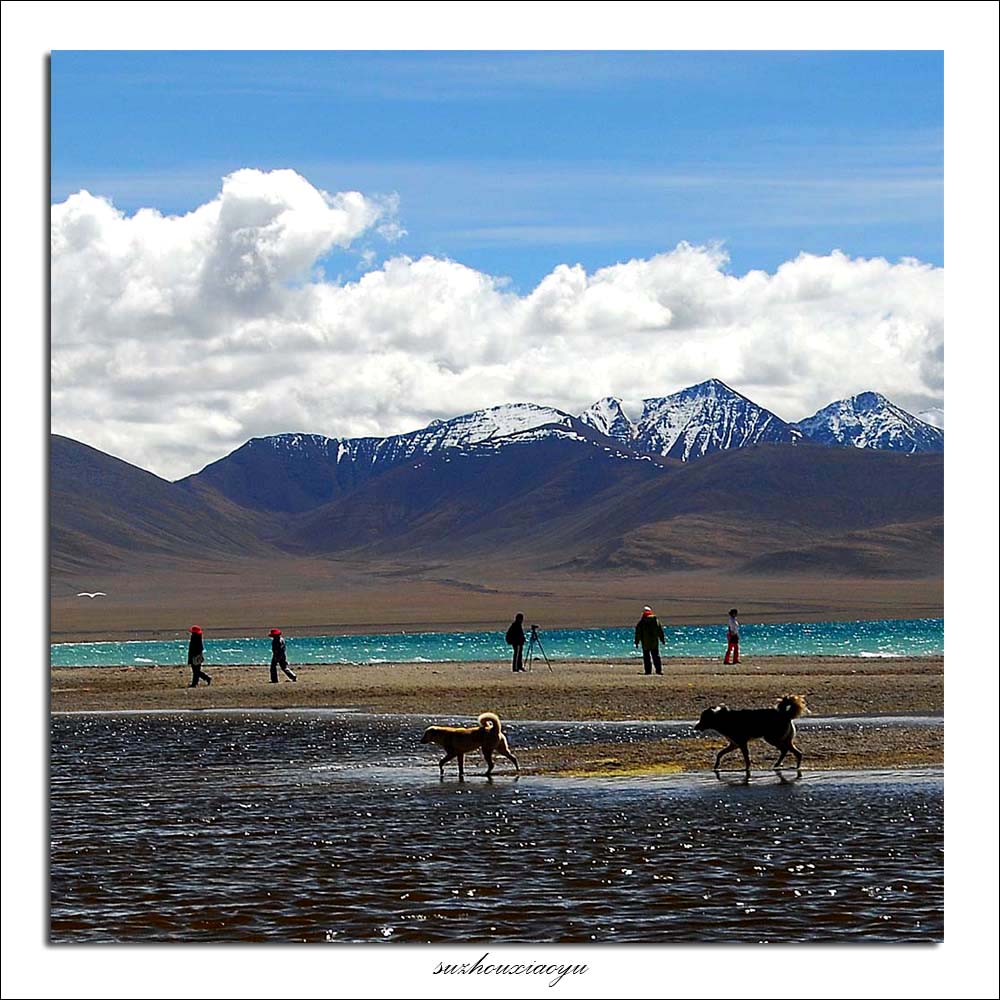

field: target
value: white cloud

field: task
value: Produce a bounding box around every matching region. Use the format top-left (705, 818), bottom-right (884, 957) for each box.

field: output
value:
top-left (51, 169), bottom-right (944, 479)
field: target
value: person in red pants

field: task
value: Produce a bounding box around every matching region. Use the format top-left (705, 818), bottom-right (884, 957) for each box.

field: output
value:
top-left (724, 608), bottom-right (741, 664)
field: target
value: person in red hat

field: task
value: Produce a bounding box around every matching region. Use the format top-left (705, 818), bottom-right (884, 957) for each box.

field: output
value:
top-left (187, 625), bottom-right (211, 687)
top-left (633, 606), bottom-right (666, 675)
top-left (269, 628), bottom-right (297, 683)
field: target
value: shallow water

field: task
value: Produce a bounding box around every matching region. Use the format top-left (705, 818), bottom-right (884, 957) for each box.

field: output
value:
top-left (50, 712), bottom-right (943, 943)
top-left (51, 617), bottom-right (944, 667)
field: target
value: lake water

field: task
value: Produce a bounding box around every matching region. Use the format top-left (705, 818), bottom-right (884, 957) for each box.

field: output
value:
top-left (50, 711), bottom-right (943, 943)
top-left (51, 617), bottom-right (943, 667)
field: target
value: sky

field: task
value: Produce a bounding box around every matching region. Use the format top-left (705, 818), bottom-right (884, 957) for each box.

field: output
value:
top-left (50, 50), bottom-right (945, 479)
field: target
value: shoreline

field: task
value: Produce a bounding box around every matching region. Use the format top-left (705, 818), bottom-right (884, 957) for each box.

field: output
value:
top-left (51, 656), bottom-right (943, 774)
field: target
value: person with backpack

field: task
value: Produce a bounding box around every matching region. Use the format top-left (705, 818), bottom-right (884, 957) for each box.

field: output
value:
top-left (505, 613), bottom-right (526, 672)
top-left (634, 606), bottom-right (666, 675)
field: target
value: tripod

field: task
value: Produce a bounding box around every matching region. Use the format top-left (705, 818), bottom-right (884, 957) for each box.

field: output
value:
top-left (524, 625), bottom-right (553, 672)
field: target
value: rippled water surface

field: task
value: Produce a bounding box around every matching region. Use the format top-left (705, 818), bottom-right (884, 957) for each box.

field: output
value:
top-left (50, 712), bottom-right (943, 943)
top-left (51, 617), bottom-right (944, 666)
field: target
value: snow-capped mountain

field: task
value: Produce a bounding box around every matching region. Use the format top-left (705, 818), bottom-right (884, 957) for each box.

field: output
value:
top-left (611, 378), bottom-right (801, 461)
top-left (261, 402), bottom-right (576, 468)
top-left (185, 381), bottom-right (945, 514)
top-left (795, 392), bottom-right (945, 453)
top-left (578, 397), bottom-right (639, 446)
top-left (186, 403), bottom-right (590, 512)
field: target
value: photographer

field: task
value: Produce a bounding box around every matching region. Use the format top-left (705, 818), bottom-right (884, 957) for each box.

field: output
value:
top-left (505, 613), bottom-right (526, 672)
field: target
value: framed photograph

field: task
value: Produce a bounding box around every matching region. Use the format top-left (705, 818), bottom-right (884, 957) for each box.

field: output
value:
top-left (5, 4), bottom-right (998, 998)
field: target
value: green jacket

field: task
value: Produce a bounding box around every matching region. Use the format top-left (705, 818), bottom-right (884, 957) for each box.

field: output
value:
top-left (635, 615), bottom-right (666, 650)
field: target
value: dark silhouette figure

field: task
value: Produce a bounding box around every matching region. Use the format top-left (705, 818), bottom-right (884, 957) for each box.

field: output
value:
top-left (269, 628), bottom-right (297, 682)
top-left (505, 613), bottom-right (526, 672)
top-left (634, 606), bottom-right (666, 675)
top-left (187, 625), bottom-right (211, 687)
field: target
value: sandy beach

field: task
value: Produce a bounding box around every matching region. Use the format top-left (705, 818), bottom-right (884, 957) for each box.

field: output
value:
top-left (51, 655), bottom-right (942, 774)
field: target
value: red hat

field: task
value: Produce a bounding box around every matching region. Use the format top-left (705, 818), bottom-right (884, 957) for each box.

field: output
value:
top-left (190, 625), bottom-right (203, 634)
top-left (269, 628), bottom-right (282, 636)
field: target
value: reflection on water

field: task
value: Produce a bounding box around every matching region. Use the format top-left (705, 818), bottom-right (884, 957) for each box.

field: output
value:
top-left (50, 712), bottom-right (942, 943)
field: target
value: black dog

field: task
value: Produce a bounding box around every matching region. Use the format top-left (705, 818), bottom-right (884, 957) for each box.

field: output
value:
top-left (694, 695), bottom-right (806, 774)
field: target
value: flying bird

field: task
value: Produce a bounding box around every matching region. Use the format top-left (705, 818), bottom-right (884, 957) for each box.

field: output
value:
top-left (76, 592), bottom-right (107, 599)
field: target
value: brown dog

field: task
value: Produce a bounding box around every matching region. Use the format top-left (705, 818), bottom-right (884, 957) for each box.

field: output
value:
top-left (419, 711), bottom-right (519, 779)
top-left (694, 695), bottom-right (807, 774)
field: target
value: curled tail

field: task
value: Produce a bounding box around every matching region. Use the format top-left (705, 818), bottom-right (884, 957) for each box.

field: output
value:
top-left (777, 695), bottom-right (807, 719)
top-left (478, 711), bottom-right (502, 734)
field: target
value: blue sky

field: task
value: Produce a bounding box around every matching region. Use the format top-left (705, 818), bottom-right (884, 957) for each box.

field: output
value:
top-left (49, 50), bottom-right (946, 477)
top-left (51, 50), bottom-right (942, 291)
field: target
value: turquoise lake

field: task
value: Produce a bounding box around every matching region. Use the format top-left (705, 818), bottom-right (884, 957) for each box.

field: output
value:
top-left (51, 617), bottom-right (943, 667)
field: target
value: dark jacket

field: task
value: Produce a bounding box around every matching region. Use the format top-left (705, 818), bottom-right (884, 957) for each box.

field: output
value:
top-left (187, 633), bottom-right (204, 663)
top-left (505, 620), bottom-right (526, 646)
top-left (634, 615), bottom-right (666, 651)
top-left (271, 635), bottom-right (287, 661)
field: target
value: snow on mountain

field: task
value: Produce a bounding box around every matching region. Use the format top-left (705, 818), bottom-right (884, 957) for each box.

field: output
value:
top-left (207, 384), bottom-right (944, 513)
top-left (403, 402), bottom-right (573, 450)
top-left (255, 403), bottom-right (576, 470)
top-left (578, 397), bottom-right (639, 446)
top-left (628, 378), bottom-right (801, 461)
top-left (795, 392), bottom-right (944, 453)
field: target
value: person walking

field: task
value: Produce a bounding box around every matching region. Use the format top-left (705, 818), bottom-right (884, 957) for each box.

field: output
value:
top-left (187, 625), bottom-right (211, 687)
top-left (634, 606), bottom-right (666, 675)
top-left (724, 609), bottom-right (741, 664)
top-left (269, 628), bottom-right (297, 682)
top-left (505, 613), bottom-right (526, 672)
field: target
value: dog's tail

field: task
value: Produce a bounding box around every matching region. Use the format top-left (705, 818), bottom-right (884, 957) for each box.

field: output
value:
top-left (478, 711), bottom-right (501, 734)
top-left (777, 694), bottom-right (807, 719)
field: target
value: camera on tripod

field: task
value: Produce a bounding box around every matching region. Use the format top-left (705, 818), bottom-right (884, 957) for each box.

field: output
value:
top-left (524, 624), bottom-right (551, 671)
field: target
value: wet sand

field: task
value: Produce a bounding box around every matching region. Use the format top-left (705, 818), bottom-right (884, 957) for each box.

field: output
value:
top-left (51, 655), bottom-right (942, 774)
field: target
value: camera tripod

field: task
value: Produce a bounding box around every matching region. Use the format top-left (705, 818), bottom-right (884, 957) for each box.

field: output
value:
top-left (524, 625), bottom-right (553, 672)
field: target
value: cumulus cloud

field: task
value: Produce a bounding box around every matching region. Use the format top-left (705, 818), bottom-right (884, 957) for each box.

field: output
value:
top-left (51, 169), bottom-right (944, 479)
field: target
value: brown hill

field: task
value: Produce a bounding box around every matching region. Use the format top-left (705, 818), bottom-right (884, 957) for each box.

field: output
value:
top-left (51, 434), bottom-right (942, 583)
top-left (51, 435), bottom-right (279, 576)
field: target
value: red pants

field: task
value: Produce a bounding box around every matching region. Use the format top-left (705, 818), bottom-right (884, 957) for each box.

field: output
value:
top-left (724, 634), bottom-right (740, 664)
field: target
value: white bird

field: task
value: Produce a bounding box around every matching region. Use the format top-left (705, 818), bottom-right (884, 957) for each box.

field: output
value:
top-left (76, 592), bottom-right (107, 599)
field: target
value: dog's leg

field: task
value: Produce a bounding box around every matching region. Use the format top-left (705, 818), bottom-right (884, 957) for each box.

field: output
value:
top-left (714, 742), bottom-right (738, 770)
top-left (770, 729), bottom-right (803, 771)
top-left (739, 742), bottom-right (752, 775)
top-left (497, 740), bottom-right (520, 772)
top-left (483, 748), bottom-right (494, 776)
top-left (457, 753), bottom-right (465, 781)
top-left (439, 751), bottom-right (456, 777)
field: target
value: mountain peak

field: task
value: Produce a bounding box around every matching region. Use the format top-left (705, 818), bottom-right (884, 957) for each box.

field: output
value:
top-left (796, 393), bottom-right (944, 453)
top-left (634, 381), bottom-right (799, 461)
top-left (578, 397), bottom-right (638, 446)
top-left (847, 390), bottom-right (890, 411)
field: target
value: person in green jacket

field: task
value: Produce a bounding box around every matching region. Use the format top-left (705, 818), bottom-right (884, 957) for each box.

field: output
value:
top-left (634, 606), bottom-right (666, 675)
